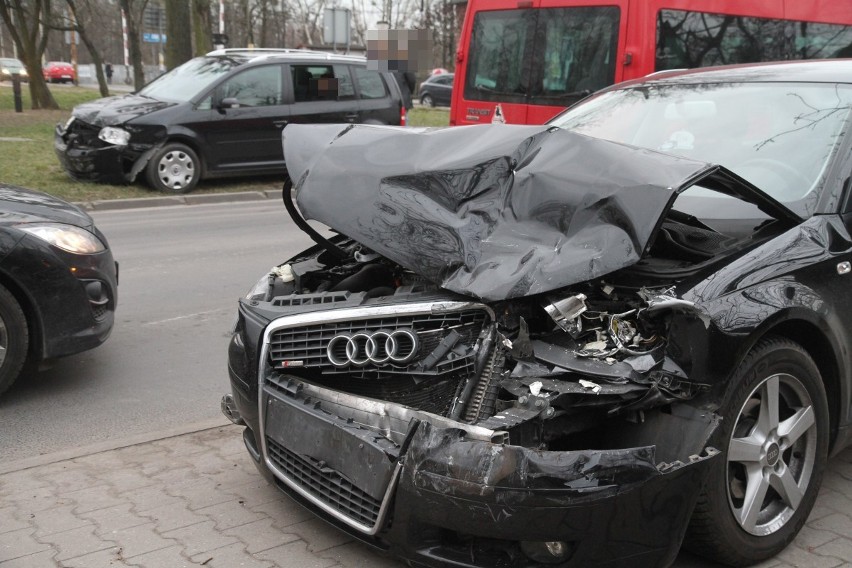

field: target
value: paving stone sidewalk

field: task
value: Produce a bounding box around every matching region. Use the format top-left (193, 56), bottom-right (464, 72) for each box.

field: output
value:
top-left (1, 425), bottom-right (849, 568)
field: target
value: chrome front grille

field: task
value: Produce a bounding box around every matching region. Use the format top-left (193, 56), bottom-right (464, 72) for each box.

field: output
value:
top-left (266, 437), bottom-right (382, 527)
top-left (268, 309), bottom-right (489, 375)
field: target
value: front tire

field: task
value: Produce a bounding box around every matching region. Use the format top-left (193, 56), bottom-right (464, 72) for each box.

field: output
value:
top-left (686, 337), bottom-right (828, 566)
top-left (146, 142), bottom-right (201, 194)
top-left (0, 284), bottom-right (29, 397)
top-left (420, 94), bottom-right (434, 108)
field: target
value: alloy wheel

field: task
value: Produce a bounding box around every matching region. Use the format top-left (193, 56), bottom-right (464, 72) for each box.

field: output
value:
top-left (726, 372), bottom-right (817, 536)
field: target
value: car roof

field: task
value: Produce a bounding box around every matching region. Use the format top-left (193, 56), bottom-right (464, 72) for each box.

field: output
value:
top-left (614, 59), bottom-right (852, 90)
top-left (206, 48), bottom-right (368, 65)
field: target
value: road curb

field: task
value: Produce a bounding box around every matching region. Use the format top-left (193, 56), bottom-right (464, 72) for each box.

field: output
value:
top-left (0, 416), bottom-right (233, 475)
top-left (76, 190), bottom-right (278, 211)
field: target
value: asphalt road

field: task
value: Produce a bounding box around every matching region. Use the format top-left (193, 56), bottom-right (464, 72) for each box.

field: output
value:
top-left (0, 200), bottom-right (314, 462)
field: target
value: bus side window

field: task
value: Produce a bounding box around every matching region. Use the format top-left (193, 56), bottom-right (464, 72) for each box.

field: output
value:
top-left (656, 10), bottom-right (852, 71)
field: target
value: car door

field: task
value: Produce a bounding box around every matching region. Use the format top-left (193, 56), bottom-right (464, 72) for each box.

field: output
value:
top-left (199, 63), bottom-right (289, 173)
top-left (286, 63), bottom-right (360, 125)
top-left (433, 74), bottom-right (454, 106)
top-left (352, 65), bottom-right (398, 124)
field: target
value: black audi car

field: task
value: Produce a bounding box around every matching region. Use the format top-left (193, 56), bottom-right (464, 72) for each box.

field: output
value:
top-left (223, 60), bottom-right (852, 567)
top-left (0, 184), bottom-right (117, 396)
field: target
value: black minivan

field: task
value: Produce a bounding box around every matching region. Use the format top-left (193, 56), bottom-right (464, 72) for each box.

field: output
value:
top-left (55, 49), bottom-right (406, 193)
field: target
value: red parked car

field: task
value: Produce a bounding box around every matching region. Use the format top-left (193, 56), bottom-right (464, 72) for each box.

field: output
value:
top-left (43, 61), bottom-right (75, 84)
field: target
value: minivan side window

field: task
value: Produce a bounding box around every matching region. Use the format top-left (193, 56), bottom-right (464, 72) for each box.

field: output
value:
top-left (656, 10), bottom-right (852, 70)
top-left (291, 65), bottom-right (347, 102)
top-left (217, 65), bottom-right (283, 106)
top-left (352, 66), bottom-right (388, 99)
top-left (333, 65), bottom-right (356, 99)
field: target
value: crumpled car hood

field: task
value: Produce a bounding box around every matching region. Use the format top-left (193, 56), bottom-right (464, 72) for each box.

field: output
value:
top-left (71, 94), bottom-right (174, 126)
top-left (286, 124), bottom-right (801, 301)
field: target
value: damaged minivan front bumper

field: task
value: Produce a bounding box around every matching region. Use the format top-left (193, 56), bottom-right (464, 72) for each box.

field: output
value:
top-left (54, 118), bottom-right (163, 184)
top-left (227, 296), bottom-right (720, 568)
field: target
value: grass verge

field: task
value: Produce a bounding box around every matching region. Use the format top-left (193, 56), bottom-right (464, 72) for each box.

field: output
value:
top-left (0, 85), bottom-right (450, 202)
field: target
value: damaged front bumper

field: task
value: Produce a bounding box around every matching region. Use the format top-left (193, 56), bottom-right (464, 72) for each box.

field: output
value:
top-left (54, 122), bottom-right (160, 184)
top-left (237, 370), bottom-right (719, 567)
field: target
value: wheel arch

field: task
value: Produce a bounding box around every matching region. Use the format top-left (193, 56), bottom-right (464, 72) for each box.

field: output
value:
top-left (0, 268), bottom-right (43, 363)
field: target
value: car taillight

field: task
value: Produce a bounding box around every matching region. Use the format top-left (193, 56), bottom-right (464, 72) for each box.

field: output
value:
top-left (400, 105), bottom-right (406, 126)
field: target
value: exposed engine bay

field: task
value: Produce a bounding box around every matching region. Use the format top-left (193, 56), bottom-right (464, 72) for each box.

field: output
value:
top-left (245, 122), bottom-right (800, 461)
top-left (250, 221), bottom-right (723, 453)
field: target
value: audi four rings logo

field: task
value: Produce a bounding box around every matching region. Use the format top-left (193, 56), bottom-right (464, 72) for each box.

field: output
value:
top-left (326, 329), bottom-right (420, 367)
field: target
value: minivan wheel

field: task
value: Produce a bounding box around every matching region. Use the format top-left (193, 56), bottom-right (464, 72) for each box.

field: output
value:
top-left (686, 337), bottom-right (828, 566)
top-left (0, 284), bottom-right (29, 397)
top-left (420, 94), bottom-right (434, 107)
top-left (146, 142), bottom-right (201, 193)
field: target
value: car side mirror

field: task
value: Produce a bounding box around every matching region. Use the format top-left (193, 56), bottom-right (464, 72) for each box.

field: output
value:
top-left (217, 97), bottom-right (241, 111)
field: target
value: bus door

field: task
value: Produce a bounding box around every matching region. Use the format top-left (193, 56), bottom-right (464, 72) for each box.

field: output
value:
top-left (452, 0), bottom-right (629, 125)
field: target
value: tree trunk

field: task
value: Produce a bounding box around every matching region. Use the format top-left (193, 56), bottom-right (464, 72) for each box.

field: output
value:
top-left (0, 0), bottom-right (58, 109)
top-left (65, 0), bottom-right (109, 97)
top-left (118, 0), bottom-right (146, 89)
top-left (164, 0), bottom-right (192, 69)
top-left (192, 0), bottom-right (212, 55)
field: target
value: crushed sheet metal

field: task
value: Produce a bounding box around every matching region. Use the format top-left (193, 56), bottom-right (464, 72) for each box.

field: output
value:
top-left (285, 123), bottom-right (718, 301)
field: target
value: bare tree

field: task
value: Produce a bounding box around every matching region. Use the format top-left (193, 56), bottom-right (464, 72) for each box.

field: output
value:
top-left (289, 0), bottom-right (327, 46)
top-left (57, 0), bottom-right (109, 96)
top-left (117, 0), bottom-right (148, 88)
top-left (164, 0), bottom-right (191, 68)
top-left (0, 0), bottom-right (58, 109)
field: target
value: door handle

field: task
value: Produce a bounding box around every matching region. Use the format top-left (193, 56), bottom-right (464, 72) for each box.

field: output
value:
top-left (273, 120), bottom-right (289, 128)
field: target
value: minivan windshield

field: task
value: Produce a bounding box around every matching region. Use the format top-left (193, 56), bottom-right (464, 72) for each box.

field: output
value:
top-left (550, 82), bottom-right (852, 217)
top-left (138, 56), bottom-right (247, 102)
top-left (0, 58), bottom-right (24, 71)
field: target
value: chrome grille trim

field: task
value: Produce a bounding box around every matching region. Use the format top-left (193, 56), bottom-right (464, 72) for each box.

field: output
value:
top-left (265, 437), bottom-right (389, 528)
top-left (266, 301), bottom-right (492, 372)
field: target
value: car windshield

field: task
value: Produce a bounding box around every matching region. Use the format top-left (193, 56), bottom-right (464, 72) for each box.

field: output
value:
top-left (550, 82), bottom-right (852, 217)
top-left (1, 58), bottom-right (23, 71)
top-left (138, 56), bottom-right (247, 102)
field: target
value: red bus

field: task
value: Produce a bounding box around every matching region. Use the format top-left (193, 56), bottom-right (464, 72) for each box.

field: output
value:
top-left (449, 0), bottom-right (852, 125)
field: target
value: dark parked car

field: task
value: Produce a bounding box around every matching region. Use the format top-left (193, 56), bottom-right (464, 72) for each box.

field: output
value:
top-left (43, 61), bottom-right (76, 84)
top-left (55, 49), bottom-right (406, 194)
top-left (222, 60), bottom-right (852, 567)
top-left (0, 184), bottom-right (117, 397)
top-left (417, 72), bottom-right (453, 107)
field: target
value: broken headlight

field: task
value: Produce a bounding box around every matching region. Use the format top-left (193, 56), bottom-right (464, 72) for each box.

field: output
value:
top-left (98, 126), bottom-right (130, 146)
